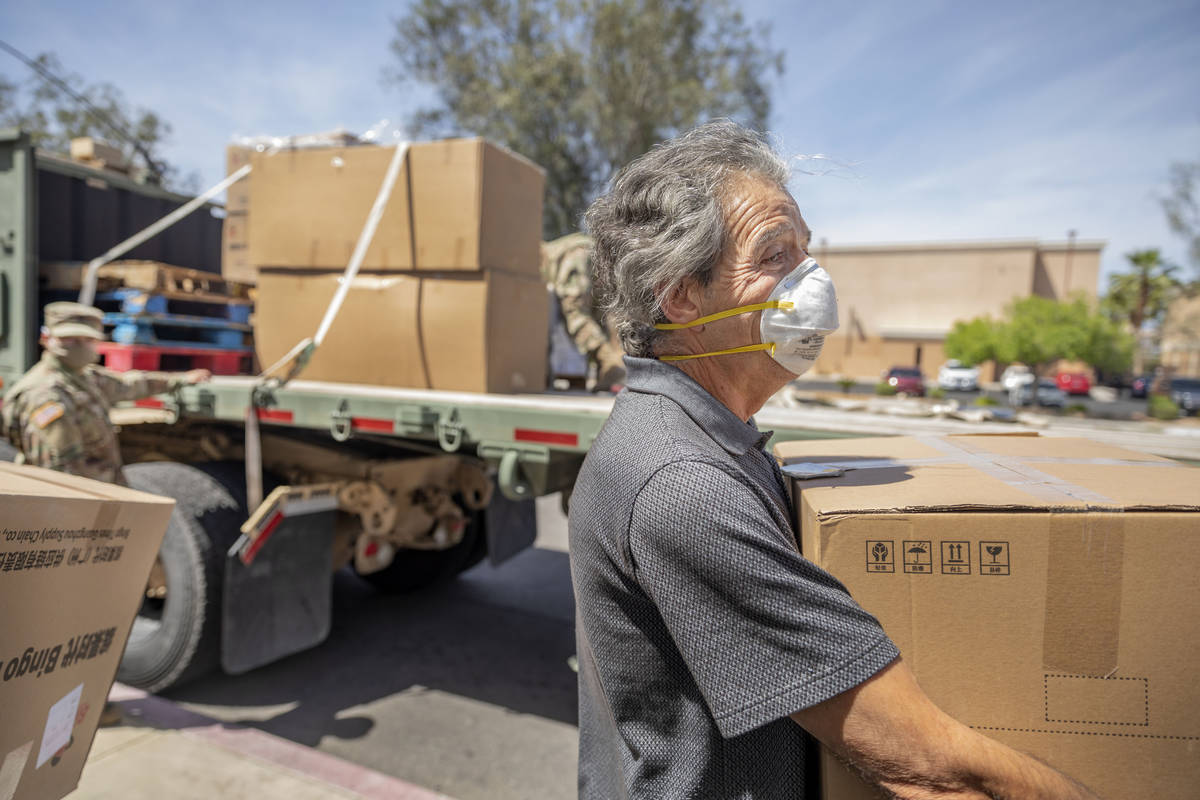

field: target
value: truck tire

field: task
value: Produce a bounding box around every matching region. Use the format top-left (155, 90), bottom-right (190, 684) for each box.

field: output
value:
top-left (356, 506), bottom-right (487, 594)
top-left (118, 461), bottom-right (248, 693)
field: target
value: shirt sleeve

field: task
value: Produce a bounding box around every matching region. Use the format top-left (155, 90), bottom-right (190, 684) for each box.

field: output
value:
top-left (628, 459), bottom-right (899, 739)
top-left (89, 367), bottom-right (183, 403)
top-left (18, 395), bottom-right (86, 471)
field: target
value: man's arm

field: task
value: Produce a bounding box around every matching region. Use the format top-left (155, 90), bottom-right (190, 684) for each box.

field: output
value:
top-left (792, 657), bottom-right (1101, 800)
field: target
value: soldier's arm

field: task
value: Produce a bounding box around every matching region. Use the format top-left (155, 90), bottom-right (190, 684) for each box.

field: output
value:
top-left (553, 254), bottom-right (608, 356)
top-left (89, 367), bottom-right (206, 404)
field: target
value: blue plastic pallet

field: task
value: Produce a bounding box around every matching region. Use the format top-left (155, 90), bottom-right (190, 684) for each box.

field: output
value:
top-left (94, 288), bottom-right (252, 324)
top-left (103, 311), bottom-right (251, 348)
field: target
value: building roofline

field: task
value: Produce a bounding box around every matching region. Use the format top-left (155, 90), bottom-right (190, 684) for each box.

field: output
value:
top-left (815, 237), bottom-right (1106, 255)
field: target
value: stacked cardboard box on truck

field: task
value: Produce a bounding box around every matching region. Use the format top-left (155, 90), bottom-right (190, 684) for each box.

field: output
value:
top-left (773, 433), bottom-right (1200, 800)
top-left (220, 145), bottom-right (254, 285)
top-left (249, 138), bottom-right (549, 393)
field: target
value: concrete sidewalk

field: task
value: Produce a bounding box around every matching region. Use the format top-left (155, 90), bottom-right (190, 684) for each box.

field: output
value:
top-left (69, 684), bottom-right (454, 800)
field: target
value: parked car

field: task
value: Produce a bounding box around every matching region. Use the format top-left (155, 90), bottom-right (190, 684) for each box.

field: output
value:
top-left (937, 360), bottom-right (980, 391)
top-left (885, 366), bottom-right (926, 396)
top-left (1056, 371), bottom-right (1092, 396)
top-left (1169, 377), bottom-right (1200, 415)
top-left (1014, 378), bottom-right (1067, 408)
top-left (1130, 374), bottom-right (1152, 399)
top-left (1000, 365), bottom-right (1035, 392)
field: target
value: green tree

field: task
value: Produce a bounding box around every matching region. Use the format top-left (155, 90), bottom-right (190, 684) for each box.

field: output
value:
top-left (387, 0), bottom-right (782, 238)
top-left (944, 316), bottom-right (1000, 367)
top-left (947, 296), bottom-right (1133, 378)
top-left (0, 50), bottom-right (177, 186)
top-left (1101, 249), bottom-right (1181, 374)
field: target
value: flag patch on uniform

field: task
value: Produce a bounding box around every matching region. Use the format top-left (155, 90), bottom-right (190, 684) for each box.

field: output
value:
top-left (32, 402), bottom-right (65, 429)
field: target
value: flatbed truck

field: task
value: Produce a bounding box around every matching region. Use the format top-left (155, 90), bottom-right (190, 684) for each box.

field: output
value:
top-left (0, 128), bottom-right (848, 692)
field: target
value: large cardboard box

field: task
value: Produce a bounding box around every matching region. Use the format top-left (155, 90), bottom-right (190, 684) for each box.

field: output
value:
top-left (221, 145), bottom-right (255, 284)
top-left (248, 139), bottom-right (544, 276)
top-left (0, 463), bottom-right (174, 800)
top-left (254, 269), bottom-right (549, 393)
top-left (773, 434), bottom-right (1199, 800)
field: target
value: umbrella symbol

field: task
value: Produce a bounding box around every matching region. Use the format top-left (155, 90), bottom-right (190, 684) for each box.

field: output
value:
top-left (907, 545), bottom-right (927, 554)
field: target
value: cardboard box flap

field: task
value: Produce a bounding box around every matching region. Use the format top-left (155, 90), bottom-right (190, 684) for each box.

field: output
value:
top-left (774, 435), bottom-right (1199, 514)
top-left (0, 462), bottom-right (175, 505)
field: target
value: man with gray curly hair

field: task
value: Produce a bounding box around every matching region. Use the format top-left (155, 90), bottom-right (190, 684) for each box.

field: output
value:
top-left (568, 120), bottom-right (1098, 799)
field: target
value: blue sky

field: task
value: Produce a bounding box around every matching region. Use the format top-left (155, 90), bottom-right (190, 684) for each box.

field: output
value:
top-left (3, 0), bottom-right (1198, 287)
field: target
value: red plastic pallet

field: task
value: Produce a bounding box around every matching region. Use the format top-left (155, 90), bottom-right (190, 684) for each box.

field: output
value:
top-left (95, 342), bottom-right (253, 376)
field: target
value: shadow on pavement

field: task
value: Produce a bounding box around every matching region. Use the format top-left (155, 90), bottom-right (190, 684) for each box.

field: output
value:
top-left (163, 546), bottom-right (578, 747)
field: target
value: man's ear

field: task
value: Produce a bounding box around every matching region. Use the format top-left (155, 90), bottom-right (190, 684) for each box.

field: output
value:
top-left (660, 279), bottom-right (703, 326)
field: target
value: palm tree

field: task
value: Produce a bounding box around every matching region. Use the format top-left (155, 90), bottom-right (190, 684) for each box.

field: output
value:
top-left (1103, 249), bottom-right (1181, 375)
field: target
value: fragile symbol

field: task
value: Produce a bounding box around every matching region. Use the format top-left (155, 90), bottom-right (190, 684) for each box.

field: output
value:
top-left (979, 541), bottom-right (1011, 576)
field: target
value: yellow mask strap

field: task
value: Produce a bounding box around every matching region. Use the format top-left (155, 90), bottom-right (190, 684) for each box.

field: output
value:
top-left (660, 342), bottom-right (776, 362)
top-left (653, 300), bottom-right (793, 331)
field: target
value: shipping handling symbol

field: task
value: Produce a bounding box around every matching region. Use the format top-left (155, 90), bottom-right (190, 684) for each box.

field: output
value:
top-left (872, 542), bottom-right (890, 562)
top-left (986, 545), bottom-right (1004, 563)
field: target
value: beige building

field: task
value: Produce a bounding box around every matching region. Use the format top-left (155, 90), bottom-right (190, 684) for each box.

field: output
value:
top-left (810, 238), bottom-right (1104, 381)
top-left (1161, 292), bottom-right (1200, 376)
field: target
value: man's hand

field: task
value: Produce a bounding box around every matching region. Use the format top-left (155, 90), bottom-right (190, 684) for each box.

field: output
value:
top-left (792, 658), bottom-right (1101, 799)
top-left (182, 369), bottom-right (212, 385)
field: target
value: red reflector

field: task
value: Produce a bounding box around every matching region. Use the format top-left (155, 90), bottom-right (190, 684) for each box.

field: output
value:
top-left (352, 416), bottom-right (394, 433)
top-left (134, 398), bottom-right (165, 409)
top-left (514, 428), bottom-right (578, 447)
top-left (241, 510), bottom-right (284, 565)
top-left (256, 408), bottom-right (294, 423)
top-left (364, 541), bottom-right (379, 557)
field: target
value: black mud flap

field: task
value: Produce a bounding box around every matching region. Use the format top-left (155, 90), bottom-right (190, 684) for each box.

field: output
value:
top-left (484, 488), bottom-right (537, 566)
top-left (222, 505), bottom-right (337, 675)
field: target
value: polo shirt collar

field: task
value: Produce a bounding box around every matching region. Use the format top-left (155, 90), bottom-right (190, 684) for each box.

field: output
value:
top-left (623, 356), bottom-right (771, 455)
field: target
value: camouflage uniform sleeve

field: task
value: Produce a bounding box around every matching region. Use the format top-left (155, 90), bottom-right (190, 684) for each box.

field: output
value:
top-left (88, 367), bottom-right (184, 405)
top-left (14, 392), bottom-right (87, 472)
top-left (555, 245), bottom-right (611, 358)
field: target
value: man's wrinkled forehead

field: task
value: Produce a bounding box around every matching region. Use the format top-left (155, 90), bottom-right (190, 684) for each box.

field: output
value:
top-left (722, 170), bottom-right (808, 226)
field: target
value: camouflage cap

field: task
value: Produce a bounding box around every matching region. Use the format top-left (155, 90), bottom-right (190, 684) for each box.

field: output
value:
top-left (44, 302), bottom-right (105, 340)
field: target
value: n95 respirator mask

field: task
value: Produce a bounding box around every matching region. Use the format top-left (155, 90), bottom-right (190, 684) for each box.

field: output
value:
top-left (654, 257), bottom-right (839, 377)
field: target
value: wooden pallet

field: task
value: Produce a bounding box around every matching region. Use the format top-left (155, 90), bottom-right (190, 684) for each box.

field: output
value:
top-left (40, 260), bottom-right (255, 301)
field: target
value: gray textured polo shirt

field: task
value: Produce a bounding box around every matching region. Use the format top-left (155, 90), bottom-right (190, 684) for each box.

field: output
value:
top-left (568, 356), bottom-right (899, 799)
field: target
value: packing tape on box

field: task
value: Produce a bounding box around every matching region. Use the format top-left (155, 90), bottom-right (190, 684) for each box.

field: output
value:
top-left (1043, 512), bottom-right (1125, 675)
top-left (913, 436), bottom-right (1118, 506)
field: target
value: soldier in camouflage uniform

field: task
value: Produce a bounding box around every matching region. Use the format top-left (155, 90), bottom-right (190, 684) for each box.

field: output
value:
top-left (2, 302), bottom-right (211, 487)
top-left (540, 233), bottom-right (626, 391)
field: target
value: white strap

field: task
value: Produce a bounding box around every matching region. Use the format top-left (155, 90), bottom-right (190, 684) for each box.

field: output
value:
top-left (257, 141), bottom-right (411, 386)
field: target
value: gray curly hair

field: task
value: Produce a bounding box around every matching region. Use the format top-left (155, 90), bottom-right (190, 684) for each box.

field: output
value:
top-left (585, 119), bottom-right (790, 359)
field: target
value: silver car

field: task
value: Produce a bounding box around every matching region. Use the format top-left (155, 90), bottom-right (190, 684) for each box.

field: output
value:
top-left (1014, 378), bottom-right (1067, 408)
